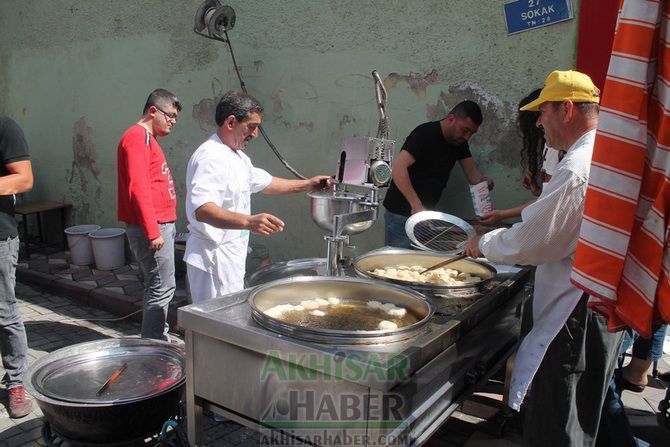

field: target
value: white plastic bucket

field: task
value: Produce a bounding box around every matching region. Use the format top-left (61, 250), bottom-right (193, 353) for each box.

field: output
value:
top-left (89, 228), bottom-right (126, 270)
top-left (64, 225), bottom-right (101, 265)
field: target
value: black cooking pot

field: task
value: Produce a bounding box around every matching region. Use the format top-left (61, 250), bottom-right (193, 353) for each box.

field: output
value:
top-left (25, 338), bottom-right (185, 444)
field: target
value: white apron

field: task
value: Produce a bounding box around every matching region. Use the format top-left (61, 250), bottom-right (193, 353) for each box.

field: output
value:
top-left (478, 131), bottom-right (595, 410)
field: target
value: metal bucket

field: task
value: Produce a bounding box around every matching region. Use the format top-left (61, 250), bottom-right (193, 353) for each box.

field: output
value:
top-left (248, 276), bottom-right (434, 344)
top-left (308, 190), bottom-right (374, 235)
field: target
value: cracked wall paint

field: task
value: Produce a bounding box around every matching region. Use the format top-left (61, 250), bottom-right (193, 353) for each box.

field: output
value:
top-left (424, 82), bottom-right (521, 169)
top-left (272, 89), bottom-right (285, 113)
top-left (192, 78), bottom-right (226, 132)
top-left (385, 70), bottom-right (439, 98)
top-left (68, 117), bottom-right (102, 224)
top-left (339, 115), bottom-right (354, 130)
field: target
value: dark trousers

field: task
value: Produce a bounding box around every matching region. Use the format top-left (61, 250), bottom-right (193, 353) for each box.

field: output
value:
top-left (596, 323), bottom-right (667, 446)
top-left (597, 378), bottom-right (637, 447)
top-left (524, 293), bottom-right (622, 447)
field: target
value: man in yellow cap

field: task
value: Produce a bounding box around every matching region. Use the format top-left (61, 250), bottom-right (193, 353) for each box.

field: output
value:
top-left (464, 70), bottom-right (621, 446)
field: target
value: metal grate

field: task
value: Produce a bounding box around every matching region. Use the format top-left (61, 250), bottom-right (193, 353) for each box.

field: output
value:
top-left (405, 211), bottom-right (475, 254)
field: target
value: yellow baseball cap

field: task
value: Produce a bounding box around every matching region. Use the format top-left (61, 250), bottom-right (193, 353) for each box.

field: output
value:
top-left (520, 70), bottom-right (600, 111)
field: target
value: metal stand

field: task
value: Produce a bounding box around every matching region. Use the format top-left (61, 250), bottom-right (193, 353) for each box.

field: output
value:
top-left (41, 420), bottom-right (169, 447)
top-left (324, 196), bottom-right (378, 276)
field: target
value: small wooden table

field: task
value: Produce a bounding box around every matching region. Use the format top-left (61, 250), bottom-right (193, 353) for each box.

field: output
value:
top-left (14, 200), bottom-right (72, 259)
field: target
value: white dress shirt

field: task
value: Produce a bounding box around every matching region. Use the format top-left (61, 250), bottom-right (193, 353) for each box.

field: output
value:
top-left (542, 145), bottom-right (560, 176)
top-left (184, 134), bottom-right (272, 301)
top-left (479, 130), bottom-right (595, 410)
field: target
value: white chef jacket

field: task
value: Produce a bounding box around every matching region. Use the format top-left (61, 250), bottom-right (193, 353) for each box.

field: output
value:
top-left (478, 130), bottom-right (595, 411)
top-left (184, 134), bottom-right (272, 301)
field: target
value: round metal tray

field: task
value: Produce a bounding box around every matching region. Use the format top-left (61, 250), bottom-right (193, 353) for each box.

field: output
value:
top-left (248, 276), bottom-right (434, 345)
top-left (405, 211), bottom-right (475, 254)
top-left (353, 248), bottom-right (497, 297)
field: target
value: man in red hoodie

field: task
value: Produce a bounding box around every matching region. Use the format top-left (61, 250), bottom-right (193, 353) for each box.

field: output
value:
top-left (117, 89), bottom-right (181, 340)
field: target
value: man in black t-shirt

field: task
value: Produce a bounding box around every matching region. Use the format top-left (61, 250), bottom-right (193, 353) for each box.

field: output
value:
top-left (382, 100), bottom-right (492, 248)
top-left (0, 115), bottom-right (34, 418)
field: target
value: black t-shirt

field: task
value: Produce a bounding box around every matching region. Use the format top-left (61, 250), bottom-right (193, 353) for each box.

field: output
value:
top-left (383, 121), bottom-right (472, 217)
top-left (0, 116), bottom-right (30, 238)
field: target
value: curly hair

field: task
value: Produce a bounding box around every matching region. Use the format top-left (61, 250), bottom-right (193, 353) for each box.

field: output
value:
top-left (518, 89), bottom-right (545, 192)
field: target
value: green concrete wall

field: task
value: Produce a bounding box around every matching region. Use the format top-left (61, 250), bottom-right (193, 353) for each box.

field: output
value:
top-left (0, 0), bottom-right (580, 263)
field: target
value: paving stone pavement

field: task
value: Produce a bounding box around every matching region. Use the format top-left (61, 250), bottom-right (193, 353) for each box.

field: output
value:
top-left (16, 248), bottom-right (189, 331)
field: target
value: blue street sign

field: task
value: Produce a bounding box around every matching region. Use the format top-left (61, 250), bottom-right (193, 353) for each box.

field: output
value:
top-left (504, 0), bottom-right (574, 34)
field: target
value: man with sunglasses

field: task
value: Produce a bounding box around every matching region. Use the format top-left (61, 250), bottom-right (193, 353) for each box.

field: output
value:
top-left (117, 88), bottom-right (181, 341)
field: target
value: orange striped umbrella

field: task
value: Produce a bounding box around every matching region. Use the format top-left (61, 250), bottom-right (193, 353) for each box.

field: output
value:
top-left (571, 0), bottom-right (670, 338)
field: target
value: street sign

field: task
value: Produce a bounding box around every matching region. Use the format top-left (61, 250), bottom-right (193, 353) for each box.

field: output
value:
top-left (504, 0), bottom-right (574, 35)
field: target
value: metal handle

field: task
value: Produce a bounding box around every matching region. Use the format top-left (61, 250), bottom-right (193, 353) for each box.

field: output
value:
top-left (420, 253), bottom-right (467, 275)
top-left (96, 362), bottom-right (128, 396)
top-left (337, 151), bottom-right (347, 183)
top-left (372, 70), bottom-right (389, 139)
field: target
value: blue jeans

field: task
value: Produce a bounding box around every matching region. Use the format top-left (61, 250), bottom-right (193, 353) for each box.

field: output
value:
top-left (0, 236), bottom-right (28, 388)
top-left (621, 323), bottom-right (667, 362)
top-left (384, 210), bottom-right (412, 249)
top-left (126, 223), bottom-right (175, 340)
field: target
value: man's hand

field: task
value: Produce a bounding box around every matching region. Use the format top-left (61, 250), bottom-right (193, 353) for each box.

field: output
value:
top-left (479, 210), bottom-right (504, 225)
top-left (482, 176), bottom-right (495, 191)
top-left (149, 236), bottom-right (164, 252)
top-left (463, 235), bottom-right (483, 258)
top-left (249, 213), bottom-right (285, 236)
top-left (307, 175), bottom-right (333, 192)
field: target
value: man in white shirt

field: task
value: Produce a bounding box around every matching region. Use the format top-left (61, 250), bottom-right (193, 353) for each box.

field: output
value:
top-left (464, 71), bottom-right (621, 446)
top-left (184, 91), bottom-right (330, 303)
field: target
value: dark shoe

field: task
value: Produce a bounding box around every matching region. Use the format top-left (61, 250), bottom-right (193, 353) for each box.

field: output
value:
top-left (658, 371), bottom-right (670, 382)
top-left (8, 386), bottom-right (32, 418)
top-left (620, 378), bottom-right (646, 393)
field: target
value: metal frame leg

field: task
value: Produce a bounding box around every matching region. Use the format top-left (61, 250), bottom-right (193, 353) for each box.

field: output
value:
top-left (185, 330), bottom-right (204, 446)
top-left (503, 352), bottom-right (515, 405)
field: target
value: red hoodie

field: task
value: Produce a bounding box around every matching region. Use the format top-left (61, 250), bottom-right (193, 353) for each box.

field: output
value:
top-left (117, 125), bottom-right (176, 240)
